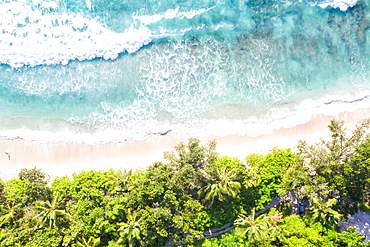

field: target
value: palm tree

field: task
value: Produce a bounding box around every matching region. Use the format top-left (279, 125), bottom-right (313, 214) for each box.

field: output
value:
top-left (307, 197), bottom-right (342, 231)
top-left (33, 193), bottom-right (69, 229)
top-left (234, 209), bottom-right (269, 246)
top-left (75, 236), bottom-right (101, 247)
top-left (200, 167), bottom-right (241, 205)
top-left (117, 210), bottom-right (146, 247)
top-left (108, 169), bottom-right (132, 193)
top-left (243, 167), bottom-right (261, 188)
top-left (0, 203), bottom-right (22, 227)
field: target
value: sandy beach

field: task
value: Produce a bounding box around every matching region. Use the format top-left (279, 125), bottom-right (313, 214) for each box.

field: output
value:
top-left (1, 108), bottom-right (370, 181)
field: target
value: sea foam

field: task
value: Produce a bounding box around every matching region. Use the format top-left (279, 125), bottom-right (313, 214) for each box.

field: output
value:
top-left (133, 7), bottom-right (213, 25)
top-left (316, 0), bottom-right (358, 11)
top-left (0, 1), bottom-right (166, 68)
top-left (2, 91), bottom-right (368, 144)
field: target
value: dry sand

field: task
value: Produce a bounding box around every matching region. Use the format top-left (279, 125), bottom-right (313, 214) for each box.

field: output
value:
top-left (1, 108), bottom-right (370, 181)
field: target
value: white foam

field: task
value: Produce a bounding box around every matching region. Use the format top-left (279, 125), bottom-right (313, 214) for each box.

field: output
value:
top-left (0, 1), bottom-right (166, 68)
top-left (133, 7), bottom-right (213, 25)
top-left (85, 0), bottom-right (93, 11)
top-left (316, 0), bottom-right (357, 11)
top-left (1, 90), bottom-right (369, 144)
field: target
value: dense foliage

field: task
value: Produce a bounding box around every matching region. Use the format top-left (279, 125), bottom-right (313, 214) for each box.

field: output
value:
top-left (1, 121), bottom-right (370, 246)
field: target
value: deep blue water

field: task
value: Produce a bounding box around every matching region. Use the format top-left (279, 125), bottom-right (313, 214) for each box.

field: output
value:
top-left (0, 0), bottom-right (370, 143)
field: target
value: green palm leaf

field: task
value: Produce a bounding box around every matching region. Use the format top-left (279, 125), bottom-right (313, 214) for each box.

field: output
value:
top-left (0, 203), bottom-right (21, 227)
top-left (75, 236), bottom-right (101, 247)
top-left (117, 210), bottom-right (146, 247)
top-left (200, 167), bottom-right (241, 205)
top-left (235, 209), bottom-right (269, 246)
top-left (33, 193), bottom-right (69, 229)
top-left (308, 197), bottom-right (342, 230)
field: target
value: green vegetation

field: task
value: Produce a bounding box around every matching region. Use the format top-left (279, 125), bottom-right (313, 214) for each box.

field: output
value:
top-left (1, 120), bottom-right (370, 246)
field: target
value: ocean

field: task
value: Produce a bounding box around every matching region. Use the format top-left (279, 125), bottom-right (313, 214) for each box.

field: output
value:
top-left (0, 0), bottom-right (370, 143)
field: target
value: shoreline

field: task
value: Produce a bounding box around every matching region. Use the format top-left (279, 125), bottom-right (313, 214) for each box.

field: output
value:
top-left (1, 108), bottom-right (370, 181)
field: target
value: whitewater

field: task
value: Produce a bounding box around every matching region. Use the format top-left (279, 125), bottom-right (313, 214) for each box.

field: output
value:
top-left (1, 0), bottom-right (370, 143)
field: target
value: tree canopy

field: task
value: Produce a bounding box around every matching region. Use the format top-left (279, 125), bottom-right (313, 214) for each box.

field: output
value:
top-left (1, 120), bottom-right (370, 246)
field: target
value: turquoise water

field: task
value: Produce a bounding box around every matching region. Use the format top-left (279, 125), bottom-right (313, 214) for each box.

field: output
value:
top-left (1, 0), bottom-right (370, 143)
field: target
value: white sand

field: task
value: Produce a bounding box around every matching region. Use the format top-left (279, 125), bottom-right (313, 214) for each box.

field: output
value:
top-left (1, 108), bottom-right (370, 181)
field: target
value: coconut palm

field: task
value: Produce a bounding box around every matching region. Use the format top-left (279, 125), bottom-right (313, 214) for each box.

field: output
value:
top-left (117, 210), bottom-right (146, 247)
top-left (234, 209), bottom-right (269, 246)
top-left (75, 236), bottom-right (101, 247)
top-left (308, 197), bottom-right (342, 231)
top-left (0, 203), bottom-right (22, 227)
top-left (33, 193), bottom-right (69, 229)
top-left (200, 167), bottom-right (241, 205)
top-left (108, 169), bottom-right (132, 193)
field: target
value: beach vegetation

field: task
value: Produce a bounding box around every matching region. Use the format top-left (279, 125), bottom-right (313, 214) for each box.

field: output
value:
top-left (75, 236), bottom-right (101, 247)
top-left (18, 167), bottom-right (51, 204)
top-left (199, 165), bottom-right (241, 205)
top-left (116, 210), bottom-right (146, 246)
top-left (32, 193), bottom-right (69, 229)
top-left (306, 197), bottom-right (342, 233)
top-left (1, 120), bottom-right (370, 246)
top-left (234, 209), bottom-right (269, 246)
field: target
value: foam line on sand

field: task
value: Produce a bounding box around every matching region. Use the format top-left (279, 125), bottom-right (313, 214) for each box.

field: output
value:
top-left (1, 108), bottom-right (370, 181)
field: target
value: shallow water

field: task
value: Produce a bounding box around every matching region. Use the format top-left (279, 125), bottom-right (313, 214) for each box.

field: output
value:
top-left (1, 0), bottom-right (370, 143)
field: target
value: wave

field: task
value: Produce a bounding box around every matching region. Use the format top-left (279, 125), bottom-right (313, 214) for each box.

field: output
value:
top-left (1, 91), bottom-right (370, 144)
top-left (2, 0), bottom-right (352, 68)
top-left (0, 0), bottom-right (167, 68)
top-left (311, 0), bottom-right (358, 11)
top-left (133, 6), bottom-right (214, 25)
top-left (0, 0), bottom-right (220, 68)
top-left (187, 92), bottom-right (370, 139)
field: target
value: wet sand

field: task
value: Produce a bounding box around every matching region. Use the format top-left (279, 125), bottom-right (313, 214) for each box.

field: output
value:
top-left (1, 108), bottom-right (370, 181)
